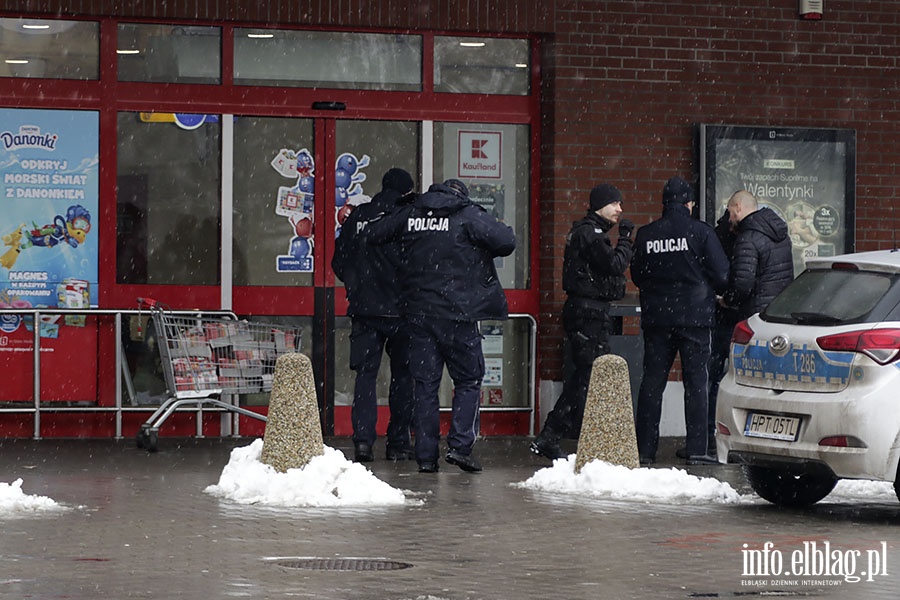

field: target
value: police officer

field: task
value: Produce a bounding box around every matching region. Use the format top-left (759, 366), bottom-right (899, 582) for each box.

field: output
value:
top-left (530, 183), bottom-right (634, 461)
top-left (332, 168), bottom-right (417, 463)
top-left (366, 178), bottom-right (515, 473)
top-left (631, 176), bottom-right (729, 465)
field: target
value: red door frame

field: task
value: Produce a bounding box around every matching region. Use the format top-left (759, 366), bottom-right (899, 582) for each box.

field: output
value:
top-left (0, 14), bottom-right (542, 438)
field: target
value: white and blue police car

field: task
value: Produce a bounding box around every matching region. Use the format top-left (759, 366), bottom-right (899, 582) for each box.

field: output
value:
top-left (716, 249), bottom-right (900, 506)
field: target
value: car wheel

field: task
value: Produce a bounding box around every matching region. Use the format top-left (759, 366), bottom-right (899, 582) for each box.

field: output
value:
top-left (743, 465), bottom-right (837, 507)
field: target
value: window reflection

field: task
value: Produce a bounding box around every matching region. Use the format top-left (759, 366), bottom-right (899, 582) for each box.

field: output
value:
top-left (117, 24), bottom-right (221, 84)
top-left (434, 37), bottom-right (529, 95)
top-left (0, 18), bottom-right (98, 79)
top-left (234, 29), bottom-right (421, 90)
top-left (116, 112), bottom-right (221, 285)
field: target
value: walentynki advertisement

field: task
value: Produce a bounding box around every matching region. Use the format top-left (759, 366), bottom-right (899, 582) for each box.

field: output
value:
top-left (0, 108), bottom-right (100, 329)
top-left (701, 125), bottom-right (855, 276)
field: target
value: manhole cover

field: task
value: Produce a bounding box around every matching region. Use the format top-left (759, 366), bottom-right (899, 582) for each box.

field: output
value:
top-left (274, 558), bottom-right (413, 571)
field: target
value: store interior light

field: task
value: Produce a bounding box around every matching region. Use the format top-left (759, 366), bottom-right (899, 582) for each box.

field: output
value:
top-left (22, 24), bottom-right (50, 30)
top-left (247, 33), bottom-right (274, 39)
top-left (5, 59), bottom-right (29, 64)
top-left (116, 49), bottom-right (141, 55)
top-left (515, 63), bottom-right (528, 68)
top-left (459, 41), bottom-right (485, 47)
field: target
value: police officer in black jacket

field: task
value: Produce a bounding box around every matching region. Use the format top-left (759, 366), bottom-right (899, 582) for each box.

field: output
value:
top-left (366, 178), bottom-right (516, 473)
top-left (332, 168), bottom-right (417, 463)
top-left (530, 183), bottom-right (634, 461)
top-left (631, 176), bottom-right (729, 465)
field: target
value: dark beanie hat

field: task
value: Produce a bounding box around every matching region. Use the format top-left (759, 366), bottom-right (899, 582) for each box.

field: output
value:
top-left (589, 184), bottom-right (622, 211)
top-left (381, 168), bottom-right (414, 194)
top-left (662, 176), bottom-right (694, 205)
top-left (444, 178), bottom-right (469, 198)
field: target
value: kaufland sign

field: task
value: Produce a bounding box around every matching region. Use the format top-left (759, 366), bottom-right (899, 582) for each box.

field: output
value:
top-left (458, 130), bottom-right (502, 179)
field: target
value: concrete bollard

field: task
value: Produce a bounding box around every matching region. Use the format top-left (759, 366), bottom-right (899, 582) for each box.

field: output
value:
top-left (575, 354), bottom-right (640, 473)
top-left (260, 353), bottom-right (324, 473)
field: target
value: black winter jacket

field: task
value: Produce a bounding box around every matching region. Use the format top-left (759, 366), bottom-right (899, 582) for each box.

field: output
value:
top-left (562, 211), bottom-right (632, 302)
top-left (723, 207), bottom-right (794, 321)
top-left (631, 203), bottom-right (730, 328)
top-left (332, 188), bottom-right (413, 318)
top-left (365, 182), bottom-right (516, 321)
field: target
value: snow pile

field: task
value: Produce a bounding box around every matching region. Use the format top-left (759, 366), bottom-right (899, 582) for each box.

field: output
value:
top-left (0, 479), bottom-right (65, 513)
top-left (831, 479), bottom-right (897, 502)
top-left (204, 439), bottom-right (409, 507)
top-left (516, 455), bottom-right (748, 504)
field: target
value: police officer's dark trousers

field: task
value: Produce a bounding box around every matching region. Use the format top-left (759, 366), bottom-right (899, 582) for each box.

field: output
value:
top-left (543, 297), bottom-right (611, 438)
top-left (349, 316), bottom-right (414, 450)
top-left (636, 325), bottom-right (711, 460)
top-left (407, 315), bottom-right (484, 464)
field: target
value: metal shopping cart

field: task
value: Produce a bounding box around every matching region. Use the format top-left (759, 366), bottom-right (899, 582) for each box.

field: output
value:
top-left (135, 299), bottom-right (302, 452)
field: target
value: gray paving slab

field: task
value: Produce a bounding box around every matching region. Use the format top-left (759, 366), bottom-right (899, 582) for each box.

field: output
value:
top-left (1, 436), bottom-right (899, 599)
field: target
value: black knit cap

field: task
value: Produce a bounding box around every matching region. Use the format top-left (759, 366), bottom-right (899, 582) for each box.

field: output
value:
top-left (589, 183), bottom-right (622, 211)
top-left (381, 168), bottom-right (414, 194)
top-left (662, 176), bottom-right (694, 205)
top-left (443, 178), bottom-right (469, 198)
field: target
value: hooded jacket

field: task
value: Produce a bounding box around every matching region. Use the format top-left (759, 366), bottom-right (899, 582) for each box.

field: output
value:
top-left (365, 181), bottom-right (516, 321)
top-left (332, 187), bottom-right (413, 317)
top-left (631, 203), bottom-right (730, 328)
top-left (723, 207), bottom-right (794, 321)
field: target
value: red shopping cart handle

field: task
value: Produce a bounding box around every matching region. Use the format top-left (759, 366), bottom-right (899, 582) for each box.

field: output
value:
top-left (136, 297), bottom-right (160, 309)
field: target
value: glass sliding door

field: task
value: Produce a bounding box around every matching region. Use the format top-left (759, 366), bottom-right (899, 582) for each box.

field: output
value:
top-left (332, 120), bottom-right (420, 421)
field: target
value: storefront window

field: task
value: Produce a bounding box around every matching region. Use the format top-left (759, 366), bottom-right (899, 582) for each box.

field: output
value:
top-left (116, 112), bottom-right (221, 285)
top-left (233, 29), bottom-right (421, 91)
top-left (434, 36), bottom-right (529, 95)
top-left (0, 18), bottom-right (98, 79)
top-left (433, 122), bottom-right (531, 289)
top-left (117, 24), bottom-right (221, 84)
top-left (232, 116), bottom-right (315, 286)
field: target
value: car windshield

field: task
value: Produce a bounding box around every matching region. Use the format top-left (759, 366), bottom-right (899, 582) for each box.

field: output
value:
top-left (762, 267), bottom-right (896, 325)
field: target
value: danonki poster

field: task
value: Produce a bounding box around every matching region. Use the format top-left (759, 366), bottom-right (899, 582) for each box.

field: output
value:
top-left (0, 108), bottom-right (99, 319)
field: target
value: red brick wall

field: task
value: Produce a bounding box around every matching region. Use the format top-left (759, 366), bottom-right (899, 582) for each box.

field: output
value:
top-left (6, 0), bottom-right (898, 382)
top-left (539, 1), bottom-right (900, 378)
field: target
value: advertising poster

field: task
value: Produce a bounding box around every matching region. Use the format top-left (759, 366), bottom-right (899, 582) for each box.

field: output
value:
top-left (701, 125), bottom-right (855, 275)
top-left (270, 146), bottom-right (316, 273)
top-left (0, 108), bottom-right (99, 309)
top-left (0, 108), bottom-right (99, 403)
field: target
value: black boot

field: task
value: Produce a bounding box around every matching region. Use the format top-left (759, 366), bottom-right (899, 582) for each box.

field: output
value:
top-left (529, 429), bottom-right (566, 461)
top-left (354, 442), bottom-right (374, 463)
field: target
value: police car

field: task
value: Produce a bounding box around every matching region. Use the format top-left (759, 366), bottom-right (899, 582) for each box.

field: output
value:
top-left (716, 249), bottom-right (900, 507)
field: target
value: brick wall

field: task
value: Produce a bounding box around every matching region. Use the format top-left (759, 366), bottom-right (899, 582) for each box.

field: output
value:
top-left (539, 1), bottom-right (900, 378)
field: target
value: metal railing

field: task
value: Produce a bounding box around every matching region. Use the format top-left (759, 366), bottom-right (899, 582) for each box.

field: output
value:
top-left (0, 308), bottom-right (237, 439)
top-left (0, 309), bottom-right (538, 438)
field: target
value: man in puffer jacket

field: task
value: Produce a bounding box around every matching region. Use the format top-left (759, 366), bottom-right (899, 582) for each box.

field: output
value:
top-left (721, 190), bottom-right (794, 321)
top-left (365, 178), bottom-right (516, 473)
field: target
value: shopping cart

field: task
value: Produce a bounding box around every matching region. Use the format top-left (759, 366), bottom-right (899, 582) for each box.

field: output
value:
top-left (135, 299), bottom-right (302, 452)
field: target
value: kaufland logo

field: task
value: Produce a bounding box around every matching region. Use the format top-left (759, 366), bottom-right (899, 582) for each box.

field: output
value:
top-left (0, 125), bottom-right (58, 151)
top-left (458, 131), bottom-right (501, 179)
top-left (471, 139), bottom-right (488, 159)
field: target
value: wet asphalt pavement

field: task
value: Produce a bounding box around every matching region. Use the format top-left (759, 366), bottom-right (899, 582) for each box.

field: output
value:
top-left (1, 436), bottom-right (899, 600)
